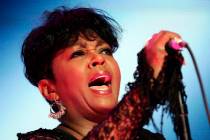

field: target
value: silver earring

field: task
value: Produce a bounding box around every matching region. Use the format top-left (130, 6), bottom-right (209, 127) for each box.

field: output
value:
top-left (49, 100), bottom-right (66, 119)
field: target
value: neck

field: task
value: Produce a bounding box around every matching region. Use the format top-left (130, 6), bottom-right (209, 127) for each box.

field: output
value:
top-left (58, 117), bottom-right (97, 140)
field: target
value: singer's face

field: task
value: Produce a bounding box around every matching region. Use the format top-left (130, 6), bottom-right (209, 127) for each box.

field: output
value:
top-left (51, 35), bottom-right (121, 122)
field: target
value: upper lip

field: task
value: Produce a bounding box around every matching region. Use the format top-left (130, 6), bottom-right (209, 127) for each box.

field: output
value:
top-left (88, 72), bottom-right (112, 87)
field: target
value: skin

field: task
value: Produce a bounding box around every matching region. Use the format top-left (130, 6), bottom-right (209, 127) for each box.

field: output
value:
top-left (38, 30), bottom-right (182, 140)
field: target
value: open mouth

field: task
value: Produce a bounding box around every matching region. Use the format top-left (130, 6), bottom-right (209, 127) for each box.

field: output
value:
top-left (88, 74), bottom-right (112, 92)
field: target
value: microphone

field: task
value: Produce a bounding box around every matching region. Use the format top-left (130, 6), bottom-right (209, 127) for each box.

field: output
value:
top-left (165, 38), bottom-right (192, 140)
top-left (167, 37), bottom-right (210, 139)
top-left (169, 38), bottom-right (210, 125)
top-left (168, 38), bottom-right (188, 51)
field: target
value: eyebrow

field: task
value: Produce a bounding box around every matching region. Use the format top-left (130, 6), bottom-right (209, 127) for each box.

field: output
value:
top-left (74, 39), bottom-right (108, 49)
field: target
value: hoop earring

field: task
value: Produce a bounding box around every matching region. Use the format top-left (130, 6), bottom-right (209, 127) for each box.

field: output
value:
top-left (49, 100), bottom-right (66, 119)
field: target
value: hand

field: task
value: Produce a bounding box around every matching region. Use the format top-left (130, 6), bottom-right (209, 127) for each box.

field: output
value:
top-left (145, 30), bottom-right (182, 78)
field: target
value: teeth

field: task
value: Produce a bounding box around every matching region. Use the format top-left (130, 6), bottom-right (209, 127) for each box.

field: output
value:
top-left (89, 85), bottom-right (109, 91)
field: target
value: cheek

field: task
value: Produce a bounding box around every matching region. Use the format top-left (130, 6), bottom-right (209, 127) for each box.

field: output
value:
top-left (114, 63), bottom-right (121, 83)
top-left (109, 59), bottom-right (121, 87)
top-left (52, 63), bottom-right (86, 96)
top-left (53, 67), bottom-right (87, 109)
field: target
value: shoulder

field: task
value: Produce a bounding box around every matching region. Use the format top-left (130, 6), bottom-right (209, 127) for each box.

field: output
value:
top-left (17, 128), bottom-right (61, 140)
top-left (17, 128), bottom-right (76, 140)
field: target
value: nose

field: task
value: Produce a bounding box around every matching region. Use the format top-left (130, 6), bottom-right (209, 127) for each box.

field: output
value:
top-left (88, 53), bottom-right (105, 68)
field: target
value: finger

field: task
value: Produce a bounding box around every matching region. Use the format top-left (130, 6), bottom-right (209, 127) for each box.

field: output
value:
top-left (158, 30), bottom-right (181, 42)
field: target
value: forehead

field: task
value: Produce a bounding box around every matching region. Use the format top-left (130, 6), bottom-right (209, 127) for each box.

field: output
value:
top-left (54, 35), bottom-right (110, 57)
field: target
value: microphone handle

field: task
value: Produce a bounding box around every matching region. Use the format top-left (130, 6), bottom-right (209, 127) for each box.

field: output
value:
top-left (176, 91), bottom-right (192, 140)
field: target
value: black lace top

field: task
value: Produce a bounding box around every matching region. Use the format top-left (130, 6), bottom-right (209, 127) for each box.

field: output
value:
top-left (17, 128), bottom-right (77, 140)
top-left (17, 127), bottom-right (165, 140)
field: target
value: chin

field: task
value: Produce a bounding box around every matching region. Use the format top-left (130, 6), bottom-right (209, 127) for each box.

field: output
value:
top-left (95, 101), bottom-right (117, 114)
top-left (85, 100), bottom-right (118, 123)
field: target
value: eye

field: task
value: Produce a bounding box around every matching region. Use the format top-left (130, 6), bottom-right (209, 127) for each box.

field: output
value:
top-left (100, 47), bottom-right (113, 56)
top-left (70, 50), bottom-right (85, 59)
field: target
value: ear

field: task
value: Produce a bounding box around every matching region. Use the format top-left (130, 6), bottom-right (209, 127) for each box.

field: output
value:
top-left (38, 79), bottom-right (59, 101)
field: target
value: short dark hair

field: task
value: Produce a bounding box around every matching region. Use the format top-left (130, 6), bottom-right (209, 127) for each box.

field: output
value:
top-left (21, 7), bottom-right (122, 86)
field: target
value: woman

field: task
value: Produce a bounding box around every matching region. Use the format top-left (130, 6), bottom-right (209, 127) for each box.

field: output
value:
top-left (18, 7), bottom-right (182, 140)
